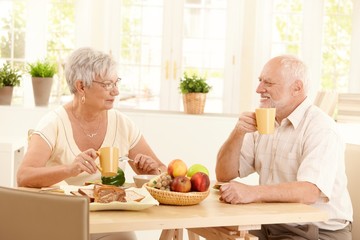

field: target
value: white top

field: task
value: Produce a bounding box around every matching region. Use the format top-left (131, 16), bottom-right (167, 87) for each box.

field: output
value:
top-left (240, 98), bottom-right (353, 230)
top-left (33, 106), bottom-right (141, 186)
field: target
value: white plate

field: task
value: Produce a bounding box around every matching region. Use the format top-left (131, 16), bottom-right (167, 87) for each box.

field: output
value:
top-left (89, 187), bottom-right (159, 211)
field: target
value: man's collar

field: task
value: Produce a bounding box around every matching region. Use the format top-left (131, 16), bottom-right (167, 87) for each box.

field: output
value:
top-left (286, 97), bottom-right (312, 128)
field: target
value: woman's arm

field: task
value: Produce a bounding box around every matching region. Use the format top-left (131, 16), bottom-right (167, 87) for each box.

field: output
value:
top-left (17, 134), bottom-right (97, 187)
top-left (128, 136), bottom-right (167, 174)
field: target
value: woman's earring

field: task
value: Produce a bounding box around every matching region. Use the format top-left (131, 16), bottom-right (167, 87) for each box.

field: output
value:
top-left (81, 95), bottom-right (86, 104)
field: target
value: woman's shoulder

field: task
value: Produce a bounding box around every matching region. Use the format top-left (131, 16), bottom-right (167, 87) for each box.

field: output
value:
top-left (38, 106), bottom-right (63, 120)
top-left (109, 108), bottom-right (133, 122)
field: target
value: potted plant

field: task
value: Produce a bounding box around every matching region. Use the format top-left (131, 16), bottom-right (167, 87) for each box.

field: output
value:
top-left (179, 71), bottom-right (212, 114)
top-left (28, 59), bottom-right (57, 106)
top-left (0, 63), bottom-right (21, 105)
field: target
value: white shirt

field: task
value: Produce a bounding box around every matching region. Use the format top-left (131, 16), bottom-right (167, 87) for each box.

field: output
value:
top-left (33, 106), bottom-right (141, 186)
top-left (240, 98), bottom-right (353, 230)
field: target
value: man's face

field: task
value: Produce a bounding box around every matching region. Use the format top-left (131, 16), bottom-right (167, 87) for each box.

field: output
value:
top-left (256, 59), bottom-right (293, 109)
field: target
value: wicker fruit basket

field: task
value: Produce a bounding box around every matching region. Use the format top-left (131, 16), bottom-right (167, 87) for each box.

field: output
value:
top-left (145, 185), bottom-right (210, 206)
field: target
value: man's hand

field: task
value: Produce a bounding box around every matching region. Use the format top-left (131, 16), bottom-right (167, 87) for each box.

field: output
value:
top-left (235, 112), bottom-right (257, 134)
top-left (219, 181), bottom-right (258, 204)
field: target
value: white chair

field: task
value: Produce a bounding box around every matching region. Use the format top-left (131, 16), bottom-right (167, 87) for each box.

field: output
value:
top-left (345, 143), bottom-right (360, 239)
top-left (313, 91), bottom-right (338, 118)
top-left (337, 93), bottom-right (360, 123)
top-left (0, 187), bottom-right (89, 240)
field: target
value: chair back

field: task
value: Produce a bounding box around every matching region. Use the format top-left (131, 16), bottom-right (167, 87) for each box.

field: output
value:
top-left (313, 91), bottom-right (338, 117)
top-left (337, 93), bottom-right (360, 123)
top-left (345, 144), bottom-right (360, 239)
top-left (0, 187), bottom-right (89, 240)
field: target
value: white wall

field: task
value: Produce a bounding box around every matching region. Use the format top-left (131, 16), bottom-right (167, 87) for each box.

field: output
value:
top-left (124, 110), bottom-right (237, 178)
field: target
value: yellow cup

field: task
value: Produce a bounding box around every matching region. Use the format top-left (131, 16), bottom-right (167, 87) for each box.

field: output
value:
top-left (255, 108), bottom-right (276, 134)
top-left (96, 147), bottom-right (119, 177)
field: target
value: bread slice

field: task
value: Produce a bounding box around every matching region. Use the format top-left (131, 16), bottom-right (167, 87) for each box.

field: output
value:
top-left (94, 185), bottom-right (126, 203)
top-left (70, 191), bottom-right (83, 197)
top-left (78, 188), bottom-right (95, 202)
top-left (125, 190), bottom-right (145, 202)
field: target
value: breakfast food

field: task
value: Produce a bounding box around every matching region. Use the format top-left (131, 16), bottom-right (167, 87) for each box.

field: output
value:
top-left (78, 188), bottom-right (95, 202)
top-left (146, 160), bottom-right (210, 193)
top-left (125, 190), bottom-right (145, 202)
top-left (101, 168), bottom-right (126, 187)
top-left (78, 184), bottom-right (146, 204)
top-left (94, 185), bottom-right (126, 203)
top-left (147, 172), bottom-right (172, 190)
top-left (167, 159), bottom-right (187, 177)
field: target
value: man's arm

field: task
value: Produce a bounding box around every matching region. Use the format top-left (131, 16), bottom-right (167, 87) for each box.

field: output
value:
top-left (216, 112), bottom-right (257, 182)
top-left (220, 181), bottom-right (321, 204)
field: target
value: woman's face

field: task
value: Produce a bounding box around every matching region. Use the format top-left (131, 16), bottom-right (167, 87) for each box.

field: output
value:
top-left (85, 75), bottom-right (120, 110)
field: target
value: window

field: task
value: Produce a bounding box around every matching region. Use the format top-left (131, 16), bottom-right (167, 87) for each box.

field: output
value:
top-left (1, 0), bottom-right (360, 113)
top-left (321, 0), bottom-right (353, 92)
top-left (271, 0), bottom-right (354, 95)
top-left (117, 0), bottom-right (228, 113)
top-left (0, 0), bottom-right (26, 104)
top-left (47, 0), bottom-right (75, 103)
top-left (117, 0), bottom-right (164, 110)
top-left (271, 0), bottom-right (303, 56)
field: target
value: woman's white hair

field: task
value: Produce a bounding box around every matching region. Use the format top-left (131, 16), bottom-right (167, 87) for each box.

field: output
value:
top-left (65, 47), bottom-right (118, 94)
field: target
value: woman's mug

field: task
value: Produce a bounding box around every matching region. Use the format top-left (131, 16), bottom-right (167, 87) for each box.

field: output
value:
top-left (96, 147), bottom-right (119, 177)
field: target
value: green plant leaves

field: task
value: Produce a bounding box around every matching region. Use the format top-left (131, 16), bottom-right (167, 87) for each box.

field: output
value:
top-left (0, 63), bottom-right (21, 87)
top-left (28, 59), bottom-right (57, 78)
top-left (179, 71), bottom-right (212, 94)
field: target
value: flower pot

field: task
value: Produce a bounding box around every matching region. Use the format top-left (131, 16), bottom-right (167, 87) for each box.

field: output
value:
top-left (182, 93), bottom-right (207, 114)
top-left (32, 77), bottom-right (53, 106)
top-left (0, 86), bottom-right (14, 105)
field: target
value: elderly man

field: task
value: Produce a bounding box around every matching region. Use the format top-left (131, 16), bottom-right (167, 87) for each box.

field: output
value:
top-left (216, 55), bottom-right (353, 240)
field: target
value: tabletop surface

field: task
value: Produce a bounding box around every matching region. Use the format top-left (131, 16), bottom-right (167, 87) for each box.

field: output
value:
top-left (89, 188), bottom-right (328, 234)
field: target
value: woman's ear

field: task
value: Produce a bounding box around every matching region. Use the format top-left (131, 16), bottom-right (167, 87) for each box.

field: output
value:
top-left (74, 80), bottom-right (85, 93)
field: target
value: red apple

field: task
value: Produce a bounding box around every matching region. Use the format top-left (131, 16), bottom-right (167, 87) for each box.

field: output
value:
top-left (190, 172), bottom-right (210, 192)
top-left (167, 159), bottom-right (187, 178)
top-left (170, 176), bottom-right (191, 193)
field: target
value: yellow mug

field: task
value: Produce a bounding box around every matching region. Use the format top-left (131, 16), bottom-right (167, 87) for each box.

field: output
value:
top-left (96, 147), bottom-right (119, 177)
top-left (255, 108), bottom-right (276, 134)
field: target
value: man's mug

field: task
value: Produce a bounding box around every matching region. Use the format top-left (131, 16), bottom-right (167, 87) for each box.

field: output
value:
top-left (96, 147), bottom-right (119, 177)
top-left (255, 108), bottom-right (276, 134)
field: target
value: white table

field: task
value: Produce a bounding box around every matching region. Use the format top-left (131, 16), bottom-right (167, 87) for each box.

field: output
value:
top-left (90, 189), bottom-right (328, 240)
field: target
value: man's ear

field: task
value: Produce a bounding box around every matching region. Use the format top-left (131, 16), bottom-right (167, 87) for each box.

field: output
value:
top-left (292, 80), bottom-right (303, 96)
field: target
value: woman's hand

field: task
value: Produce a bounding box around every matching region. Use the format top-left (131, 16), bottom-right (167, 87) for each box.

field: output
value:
top-left (133, 154), bottom-right (162, 174)
top-left (69, 149), bottom-right (98, 176)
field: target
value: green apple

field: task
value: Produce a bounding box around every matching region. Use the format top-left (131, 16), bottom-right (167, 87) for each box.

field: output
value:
top-left (187, 163), bottom-right (209, 177)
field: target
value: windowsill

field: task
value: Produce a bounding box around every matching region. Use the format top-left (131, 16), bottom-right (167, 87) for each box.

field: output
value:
top-left (0, 104), bottom-right (238, 119)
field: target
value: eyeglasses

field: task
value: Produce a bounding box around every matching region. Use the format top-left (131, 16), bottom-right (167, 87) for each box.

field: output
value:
top-left (93, 78), bottom-right (121, 91)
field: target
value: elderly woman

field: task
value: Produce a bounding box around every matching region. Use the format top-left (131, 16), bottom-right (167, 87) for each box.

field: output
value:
top-left (17, 47), bottom-right (167, 240)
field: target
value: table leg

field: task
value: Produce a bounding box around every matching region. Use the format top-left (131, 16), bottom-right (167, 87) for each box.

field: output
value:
top-left (188, 230), bottom-right (200, 240)
top-left (159, 229), bottom-right (183, 240)
top-left (187, 227), bottom-right (259, 240)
